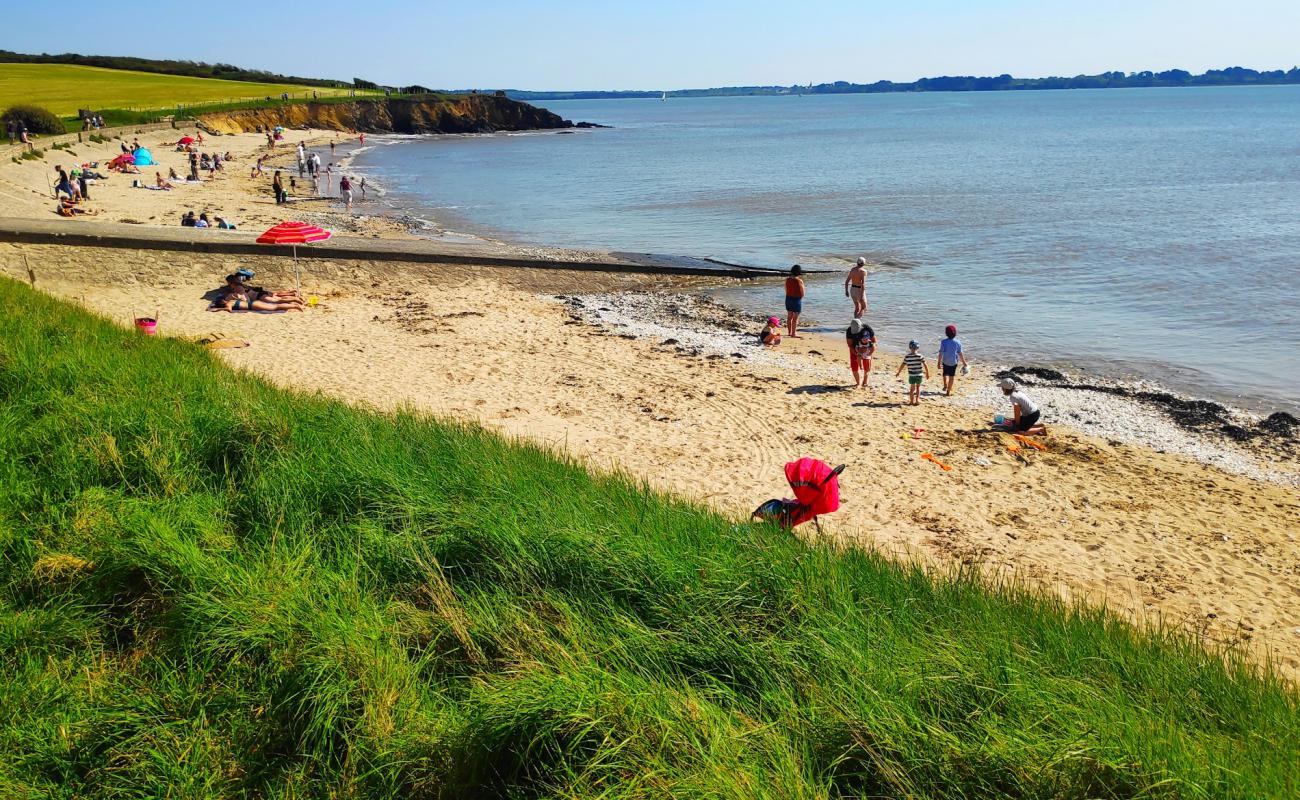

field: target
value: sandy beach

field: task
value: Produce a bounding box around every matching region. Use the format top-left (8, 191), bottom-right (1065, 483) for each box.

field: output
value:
top-left (0, 124), bottom-right (421, 240)
top-left (2, 127), bottom-right (1299, 677)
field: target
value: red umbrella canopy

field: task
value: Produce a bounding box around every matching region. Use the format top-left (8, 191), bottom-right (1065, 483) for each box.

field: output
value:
top-left (256, 221), bottom-right (332, 245)
top-left (177, 136), bottom-right (195, 144)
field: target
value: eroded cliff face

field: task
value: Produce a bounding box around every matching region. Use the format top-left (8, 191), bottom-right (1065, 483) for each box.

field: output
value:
top-left (198, 94), bottom-right (574, 135)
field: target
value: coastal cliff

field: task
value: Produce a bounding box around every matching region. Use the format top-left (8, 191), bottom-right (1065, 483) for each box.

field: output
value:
top-left (197, 94), bottom-right (580, 135)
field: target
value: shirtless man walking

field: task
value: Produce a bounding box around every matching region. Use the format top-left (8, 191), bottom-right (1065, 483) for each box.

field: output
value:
top-left (844, 256), bottom-right (867, 318)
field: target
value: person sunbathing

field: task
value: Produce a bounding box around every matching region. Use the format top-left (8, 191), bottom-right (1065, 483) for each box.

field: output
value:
top-left (55, 198), bottom-right (97, 217)
top-left (210, 276), bottom-right (305, 312)
top-left (234, 269), bottom-right (297, 299)
top-left (155, 172), bottom-right (173, 190)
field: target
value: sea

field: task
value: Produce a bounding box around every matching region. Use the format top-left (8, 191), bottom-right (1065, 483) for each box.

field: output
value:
top-left (345, 87), bottom-right (1300, 415)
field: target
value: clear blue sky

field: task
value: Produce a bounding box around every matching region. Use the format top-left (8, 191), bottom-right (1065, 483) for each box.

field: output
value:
top-left (7, 0), bottom-right (1298, 90)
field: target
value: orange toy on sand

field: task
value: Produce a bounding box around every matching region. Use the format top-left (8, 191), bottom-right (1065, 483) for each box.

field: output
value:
top-left (1013, 434), bottom-right (1047, 451)
top-left (921, 453), bottom-right (952, 471)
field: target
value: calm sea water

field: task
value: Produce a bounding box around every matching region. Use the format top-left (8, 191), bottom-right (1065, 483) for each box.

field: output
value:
top-left (349, 88), bottom-right (1300, 414)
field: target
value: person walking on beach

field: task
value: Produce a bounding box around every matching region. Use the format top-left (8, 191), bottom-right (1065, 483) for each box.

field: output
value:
top-left (53, 165), bottom-right (77, 200)
top-left (784, 265), bottom-right (805, 338)
top-left (999, 378), bottom-right (1047, 435)
top-left (844, 257), bottom-right (867, 318)
top-left (272, 170), bottom-right (286, 204)
top-left (360, 177), bottom-right (367, 198)
top-left (339, 175), bottom-right (354, 213)
top-left (846, 318), bottom-right (876, 388)
top-left (896, 340), bottom-right (929, 405)
top-left (189, 151), bottom-right (200, 182)
top-left (937, 325), bottom-right (968, 396)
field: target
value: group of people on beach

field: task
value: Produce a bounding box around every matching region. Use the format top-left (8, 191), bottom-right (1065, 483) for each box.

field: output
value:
top-left (762, 258), bottom-right (1046, 434)
top-left (268, 137), bottom-right (364, 212)
top-left (6, 119), bottom-right (32, 146)
top-left (180, 210), bottom-right (235, 229)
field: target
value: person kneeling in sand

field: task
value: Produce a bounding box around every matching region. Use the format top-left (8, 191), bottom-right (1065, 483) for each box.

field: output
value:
top-left (760, 316), bottom-right (782, 345)
top-left (999, 378), bottom-right (1047, 435)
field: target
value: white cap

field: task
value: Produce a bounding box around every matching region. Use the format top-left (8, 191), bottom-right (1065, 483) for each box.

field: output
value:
top-left (999, 378), bottom-right (1017, 391)
top-left (856, 257), bottom-right (866, 266)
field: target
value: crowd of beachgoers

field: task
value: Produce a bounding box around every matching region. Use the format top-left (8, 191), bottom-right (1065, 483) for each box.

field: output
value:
top-left (38, 124), bottom-right (370, 231)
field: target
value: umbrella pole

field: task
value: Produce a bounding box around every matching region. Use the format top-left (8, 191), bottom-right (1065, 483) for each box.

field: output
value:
top-left (294, 244), bottom-right (300, 296)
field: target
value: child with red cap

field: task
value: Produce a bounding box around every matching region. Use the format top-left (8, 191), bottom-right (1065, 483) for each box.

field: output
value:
top-left (938, 324), bottom-right (968, 396)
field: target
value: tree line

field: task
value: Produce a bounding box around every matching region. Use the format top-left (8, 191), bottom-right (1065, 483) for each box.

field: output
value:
top-left (504, 66), bottom-right (1300, 101)
top-left (0, 50), bottom-right (356, 89)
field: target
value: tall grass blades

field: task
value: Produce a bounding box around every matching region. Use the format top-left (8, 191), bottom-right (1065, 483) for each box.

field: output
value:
top-left (0, 275), bottom-right (1297, 797)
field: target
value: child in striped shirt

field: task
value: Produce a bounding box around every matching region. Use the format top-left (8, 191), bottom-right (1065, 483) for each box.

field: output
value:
top-left (895, 340), bottom-right (930, 405)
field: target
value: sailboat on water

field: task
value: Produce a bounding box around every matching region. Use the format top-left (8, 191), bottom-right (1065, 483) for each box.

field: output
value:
top-left (661, 92), bottom-right (668, 101)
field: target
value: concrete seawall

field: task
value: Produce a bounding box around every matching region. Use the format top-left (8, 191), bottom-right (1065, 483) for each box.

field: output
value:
top-left (0, 217), bottom-right (785, 278)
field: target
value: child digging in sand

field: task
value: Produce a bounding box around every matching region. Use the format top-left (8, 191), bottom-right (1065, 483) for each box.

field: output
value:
top-left (760, 316), bottom-right (782, 345)
top-left (896, 340), bottom-right (929, 405)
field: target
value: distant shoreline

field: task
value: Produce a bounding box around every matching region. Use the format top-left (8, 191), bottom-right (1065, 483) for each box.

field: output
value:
top-left (506, 67), bottom-right (1300, 101)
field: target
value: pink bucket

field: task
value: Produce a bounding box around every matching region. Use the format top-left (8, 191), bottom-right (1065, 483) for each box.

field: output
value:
top-left (134, 317), bottom-right (157, 336)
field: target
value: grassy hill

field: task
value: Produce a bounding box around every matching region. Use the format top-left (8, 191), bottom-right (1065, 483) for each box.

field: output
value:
top-left (0, 62), bottom-right (356, 117)
top-left (0, 274), bottom-right (1297, 797)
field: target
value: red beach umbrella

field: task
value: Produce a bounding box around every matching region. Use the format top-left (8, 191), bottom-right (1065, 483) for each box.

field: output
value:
top-left (177, 136), bottom-right (195, 145)
top-left (256, 221), bottom-right (332, 293)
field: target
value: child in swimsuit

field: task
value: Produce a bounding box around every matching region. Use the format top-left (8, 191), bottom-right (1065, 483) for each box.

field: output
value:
top-left (760, 316), bottom-right (782, 346)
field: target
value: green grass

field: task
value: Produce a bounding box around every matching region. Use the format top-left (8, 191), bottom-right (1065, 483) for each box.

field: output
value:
top-left (0, 274), bottom-right (1297, 798)
top-left (0, 63), bottom-right (355, 117)
top-left (2, 63), bottom-right (451, 132)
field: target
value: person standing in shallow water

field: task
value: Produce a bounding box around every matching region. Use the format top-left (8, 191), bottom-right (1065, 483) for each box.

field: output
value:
top-left (844, 256), bottom-right (867, 318)
top-left (784, 265), bottom-right (805, 338)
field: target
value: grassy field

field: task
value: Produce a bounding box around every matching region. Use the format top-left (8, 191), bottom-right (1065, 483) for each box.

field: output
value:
top-left (0, 274), bottom-right (1297, 797)
top-left (0, 63), bottom-right (356, 117)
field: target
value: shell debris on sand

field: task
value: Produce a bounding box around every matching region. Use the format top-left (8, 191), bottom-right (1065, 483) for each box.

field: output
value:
top-left (555, 291), bottom-right (843, 381)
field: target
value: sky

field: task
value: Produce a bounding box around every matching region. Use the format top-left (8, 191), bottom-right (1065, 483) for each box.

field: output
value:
top-left (6, 1), bottom-right (1299, 91)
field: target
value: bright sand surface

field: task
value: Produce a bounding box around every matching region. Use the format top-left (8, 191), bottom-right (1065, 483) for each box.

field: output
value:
top-left (2, 130), bottom-right (1299, 678)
